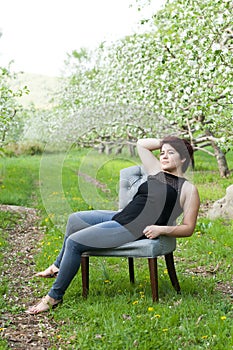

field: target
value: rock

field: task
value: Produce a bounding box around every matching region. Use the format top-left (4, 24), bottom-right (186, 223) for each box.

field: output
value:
top-left (208, 184), bottom-right (233, 219)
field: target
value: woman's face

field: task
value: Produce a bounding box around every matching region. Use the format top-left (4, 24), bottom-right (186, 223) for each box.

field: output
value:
top-left (160, 143), bottom-right (184, 173)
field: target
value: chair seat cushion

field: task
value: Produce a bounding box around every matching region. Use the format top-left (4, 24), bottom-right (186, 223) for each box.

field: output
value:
top-left (82, 236), bottom-right (176, 258)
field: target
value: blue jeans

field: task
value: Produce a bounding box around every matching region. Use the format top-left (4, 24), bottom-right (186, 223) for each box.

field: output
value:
top-left (48, 210), bottom-right (137, 300)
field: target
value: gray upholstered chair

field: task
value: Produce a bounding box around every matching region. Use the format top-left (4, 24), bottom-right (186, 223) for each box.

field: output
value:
top-left (81, 165), bottom-right (180, 302)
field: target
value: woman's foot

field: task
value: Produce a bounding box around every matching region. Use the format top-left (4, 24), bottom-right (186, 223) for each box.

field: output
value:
top-left (25, 295), bottom-right (62, 315)
top-left (35, 264), bottom-right (59, 278)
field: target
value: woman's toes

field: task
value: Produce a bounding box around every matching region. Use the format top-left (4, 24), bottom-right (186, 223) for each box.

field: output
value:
top-left (25, 296), bottom-right (62, 315)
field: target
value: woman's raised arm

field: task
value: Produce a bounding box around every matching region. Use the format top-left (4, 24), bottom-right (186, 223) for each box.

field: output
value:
top-left (137, 138), bottom-right (162, 175)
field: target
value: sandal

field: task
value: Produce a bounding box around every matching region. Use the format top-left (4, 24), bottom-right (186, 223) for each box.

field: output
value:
top-left (25, 295), bottom-right (62, 315)
top-left (35, 264), bottom-right (59, 278)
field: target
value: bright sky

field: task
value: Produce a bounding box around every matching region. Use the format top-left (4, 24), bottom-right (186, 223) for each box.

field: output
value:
top-left (0, 0), bottom-right (165, 76)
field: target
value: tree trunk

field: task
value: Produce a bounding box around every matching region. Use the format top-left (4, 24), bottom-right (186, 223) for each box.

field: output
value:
top-left (206, 130), bottom-right (230, 177)
top-left (212, 143), bottom-right (229, 177)
top-left (115, 144), bottom-right (124, 155)
top-left (105, 142), bottom-right (114, 155)
top-left (128, 144), bottom-right (136, 157)
top-left (98, 143), bottom-right (105, 154)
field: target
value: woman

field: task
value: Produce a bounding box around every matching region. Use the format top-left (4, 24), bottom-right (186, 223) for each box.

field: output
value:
top-left (26, 136), bottom-right (200, 314)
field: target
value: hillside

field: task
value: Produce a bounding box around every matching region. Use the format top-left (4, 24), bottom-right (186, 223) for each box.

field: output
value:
top-left (11, 72), bottom-right (63, 109)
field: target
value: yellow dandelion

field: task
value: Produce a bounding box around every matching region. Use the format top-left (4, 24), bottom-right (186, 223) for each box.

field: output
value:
top-left (132, 300), bottom-right (139, 305)
top-left (155, 314), bottom-right (161, 318)
top-left (208, 251), bottom-right (212, 255)
top-left (201, 335), bottom-right (208, 339)
top-left (162, 328), bottom-right (168, 332)
top-left (47, 242), bottom-right (51, 246)
top-left (104, 280), bottom-right (111, 284)
top-left (148, 307), bottom-right (154, 312)
top-left (164, 269), bottom-right (168, 274)
top-left (221, 316), bottom-right (226, 320)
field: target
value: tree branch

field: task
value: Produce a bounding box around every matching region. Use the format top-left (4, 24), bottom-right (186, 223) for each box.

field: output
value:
top-left (165, 45), bottom-right (176, 58)
top-left (194, 146), bottom-right (215, 157)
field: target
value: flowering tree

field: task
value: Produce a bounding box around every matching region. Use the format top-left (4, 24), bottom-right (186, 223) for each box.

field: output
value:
top-left (55, 39), bottom-right (176, 154)
top-left (92, 0), bottom-right (233, 176)
top-left (146, 0), bottom-right (233, 176)
top-left (49, 0), bottom-right (233, 176)
top-left (0, 65), bottom-right (29, 150)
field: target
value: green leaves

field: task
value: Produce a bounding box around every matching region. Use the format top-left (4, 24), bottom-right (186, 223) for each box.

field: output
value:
top-left (0, 65), bottom-right (29, 147)
top-left (34, 0), bottom-right (232, 174)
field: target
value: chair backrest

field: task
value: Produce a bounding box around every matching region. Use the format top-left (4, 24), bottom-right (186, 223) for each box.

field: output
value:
top-left (118, 165), bottom-right (177, 254)
top-left (118, 165), bottom-right (147, 209)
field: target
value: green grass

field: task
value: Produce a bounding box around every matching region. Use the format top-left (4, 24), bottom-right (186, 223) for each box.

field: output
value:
top-left (0, 149), bottom-right (233, 349)
top-left (0, 211), bottom-right (23, 349)
top-left (0, 156), bottom-right (40, 206)
top-left (0, 212), bottom-right (12, 304)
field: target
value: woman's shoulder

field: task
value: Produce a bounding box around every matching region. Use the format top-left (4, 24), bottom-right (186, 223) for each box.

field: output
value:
top-left (182, 179), bottom-right (197, 190)
top-left (180, 180), bottom-right (200, 208)
top-left (182, 180), bottom-right (199, 197)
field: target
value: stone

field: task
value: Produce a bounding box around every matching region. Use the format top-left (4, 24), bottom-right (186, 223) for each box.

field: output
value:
top-left (208, 184), bottom-right (233, 219)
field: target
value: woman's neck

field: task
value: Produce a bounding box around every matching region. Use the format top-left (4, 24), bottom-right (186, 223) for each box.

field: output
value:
top-left (163, 170), bottom-right (184, 177)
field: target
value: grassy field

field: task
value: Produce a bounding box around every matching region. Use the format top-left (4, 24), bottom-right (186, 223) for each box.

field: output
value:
top-left (0, 148), bottom-right (233, 349)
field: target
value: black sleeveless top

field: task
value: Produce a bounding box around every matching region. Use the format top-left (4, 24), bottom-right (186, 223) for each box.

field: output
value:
top-left (112, 171), bottom-right (186, 237)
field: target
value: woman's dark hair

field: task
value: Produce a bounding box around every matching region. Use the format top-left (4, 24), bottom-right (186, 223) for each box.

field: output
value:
top-left (160, 136), bottom-right (194, 172)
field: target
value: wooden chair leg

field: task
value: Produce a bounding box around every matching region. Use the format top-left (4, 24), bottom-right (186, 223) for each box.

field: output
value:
top-left (128, 257), bottom-right (135, 283)
top-left (81, 256), bottom-right (89, 298)
top-left (165, 252), bottom-right (181, 293)
top-left (148, 258), bottom-right (159, 302)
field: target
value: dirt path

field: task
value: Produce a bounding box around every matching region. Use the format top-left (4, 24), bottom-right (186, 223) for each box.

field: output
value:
top-left (0, 205), bottom-right (62, 349)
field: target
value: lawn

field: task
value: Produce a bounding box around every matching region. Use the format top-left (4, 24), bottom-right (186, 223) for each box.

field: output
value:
top-left (0, 148), bottom-right (232, 349)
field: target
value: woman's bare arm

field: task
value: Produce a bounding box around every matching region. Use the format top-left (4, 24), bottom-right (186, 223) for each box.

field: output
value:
top-left (137, 138), bottom-right (162, 175)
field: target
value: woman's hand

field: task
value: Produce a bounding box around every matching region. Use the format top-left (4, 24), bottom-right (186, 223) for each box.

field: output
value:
top-left (143, 225), bottom-right (161, 239)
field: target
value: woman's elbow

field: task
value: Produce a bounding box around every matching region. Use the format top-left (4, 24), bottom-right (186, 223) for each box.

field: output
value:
top-left (136, 139), bottom-right (144, 148)
top-left (185, 230), bottom-right (194, 237)
top-left (181, 223), bottom-right (196, 237)
top-left (185, 225), bottom-right (197, 237)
